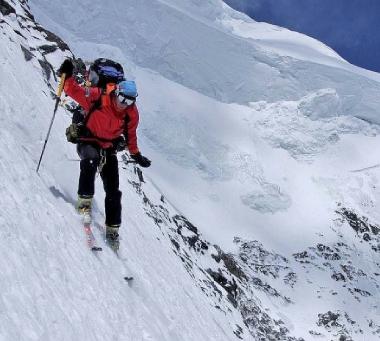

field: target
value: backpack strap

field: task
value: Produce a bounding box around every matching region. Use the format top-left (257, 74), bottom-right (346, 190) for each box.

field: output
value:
top-left (79, 86), bottom-right (128, 146)
top-left (84, 84), bottom-right (116, 124)
top-left (83, 95), bottom-right (102, 126)
top-left (78, 90), bottom-right (119, 145)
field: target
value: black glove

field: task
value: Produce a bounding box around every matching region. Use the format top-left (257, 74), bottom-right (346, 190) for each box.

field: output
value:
top-left (131, 152), bottom-right (151, 168)
top-left (58, 59), bottom-right (74, 78)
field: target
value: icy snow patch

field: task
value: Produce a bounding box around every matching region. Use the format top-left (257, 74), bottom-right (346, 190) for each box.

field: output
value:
top-left (241, 181), bottom-right (292, 213)
top-left (298, 88), bottom-right (341, 119)
top-left (249, 92), bottom-right (380, 162)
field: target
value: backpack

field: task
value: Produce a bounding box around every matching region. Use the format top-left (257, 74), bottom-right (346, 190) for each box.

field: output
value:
top-left (85, 58), bottom-right (126, 115)
top-left (65, 58), bottom-right (127, 147)
top-left (88, 58), bottom-right (125, 88)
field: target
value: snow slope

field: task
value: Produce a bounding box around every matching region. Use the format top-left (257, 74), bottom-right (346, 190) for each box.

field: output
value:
top-left (1, 0), bottom-right (380, 340)
top-left (0, 3), bottom-right (249, 341)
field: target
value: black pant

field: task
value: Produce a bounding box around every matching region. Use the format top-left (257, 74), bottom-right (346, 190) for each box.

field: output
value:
top-left (77, 143), bottom-right (122, 226)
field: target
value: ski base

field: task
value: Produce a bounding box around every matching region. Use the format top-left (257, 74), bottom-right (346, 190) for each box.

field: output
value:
top-left (83, 223), bottom-right (102, 251)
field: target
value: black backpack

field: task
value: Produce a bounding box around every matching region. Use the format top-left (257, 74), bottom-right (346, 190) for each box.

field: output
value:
top-left (88, 58), bottom-right (125, 88)
top-left (65, 58), bottom-right (126, 145)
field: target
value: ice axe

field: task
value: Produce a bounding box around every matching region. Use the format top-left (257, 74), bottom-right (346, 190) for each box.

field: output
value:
top-left (36, 73), bottom-right (66, 173)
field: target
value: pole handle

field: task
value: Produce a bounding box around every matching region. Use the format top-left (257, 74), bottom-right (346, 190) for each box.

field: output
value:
top-left (56, 73), bottom-right (66, 97)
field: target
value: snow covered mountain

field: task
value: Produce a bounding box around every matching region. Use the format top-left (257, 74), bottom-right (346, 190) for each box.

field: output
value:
top-left (1, 0), bottom-right (379, 340)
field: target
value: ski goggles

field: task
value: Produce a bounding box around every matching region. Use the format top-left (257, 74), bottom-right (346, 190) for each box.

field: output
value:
top-left (116, 93), bottom-right (136, 106)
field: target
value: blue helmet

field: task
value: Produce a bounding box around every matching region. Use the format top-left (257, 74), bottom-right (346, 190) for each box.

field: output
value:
top-left (116, 80), bottom-right (138, 98)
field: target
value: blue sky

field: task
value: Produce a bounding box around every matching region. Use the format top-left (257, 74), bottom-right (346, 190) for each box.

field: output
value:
top-left (224, 0), bottom-right (380, 72)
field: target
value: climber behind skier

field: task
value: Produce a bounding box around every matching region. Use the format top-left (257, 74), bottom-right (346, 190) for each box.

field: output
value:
top-left (57, 58), bottom-right (151, 249)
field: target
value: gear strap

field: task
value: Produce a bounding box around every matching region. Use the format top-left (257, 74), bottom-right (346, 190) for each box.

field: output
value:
top-left (83, 96), bottom-right (102, 126)
top-left (80, 85), bottom-right (129, 146)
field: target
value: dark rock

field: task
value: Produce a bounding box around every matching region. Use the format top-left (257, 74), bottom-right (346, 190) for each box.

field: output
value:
top-left (172, 215), bottom-right (209, 252)
top-left (370, 224), bottom-right (379, 235)
top-left (22, 7), bottom-right (34, 21)
top-left (170, 237), bottom-right (180, 251)
top-left (0, 0), bottom-right (15, 16)
top-left (33, 24), bottom-right (70, 51)
top-left (332, 272), bottom-right (346, 282)
top-left (241, 299), bottom-right (304, 340)
top-left (368, 319), bottom-right (380, 334)
top-left (233, 324), bottom-right (244, 340)
top-left (336, 208), bottom-right (379, 242)
top-left (316, 310), bottom-right (361, 338)
top-left (187, 235), bottom-right (208, 252)
top-left (317, 311), bottom-right (341, 328)
top-left (363, 233), bottom-right (371, 241)
top-left (13, 29), bottom-right (25, 38)
top-left (206, 269), bottom-right (238, 305)
top-left (284, 272), bottom-right (297, 288)
top-left (20, 44), bottom-right (34, 61)
top-left (339, 335), bottom-right (353, 341)
top-left (317, 244), bottom-right (331, 252)
top-left (315, 243), bottom-right (341, 260)
top-left (38, 44), bottom-right (58, 55)
top-left (293, 250), bottom-right (311, 262)
top-left (213, 246), bottom-right (247, 281)
top-left (173, 215), bottom-right (198, 234)
top-left (352, 288), bottom-right (371, 297)
top-left (38, 58), bottom-right (53, 81)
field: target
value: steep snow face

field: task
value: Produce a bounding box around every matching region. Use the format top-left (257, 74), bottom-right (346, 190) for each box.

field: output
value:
top-left (2, 0), bottom-right (380, 340)
top-left (0, 2), bottom-right (251, 341)
top-left (30, 0), bottom-right (380, 124)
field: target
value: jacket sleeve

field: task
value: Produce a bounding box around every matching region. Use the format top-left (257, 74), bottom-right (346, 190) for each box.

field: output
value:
top-left (63, 77), bottom-right (101, 112)
top-left (125, 104), bottom-right (140, 154)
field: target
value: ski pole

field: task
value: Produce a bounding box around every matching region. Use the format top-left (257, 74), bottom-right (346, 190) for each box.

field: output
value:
top-left (36, 73), bottom-right (66, 173)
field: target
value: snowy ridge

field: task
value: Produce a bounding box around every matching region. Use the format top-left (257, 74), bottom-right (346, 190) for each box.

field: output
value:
top-left (1, 0), bottom-right (380, 340)
top-left (30, 0), bottom-right (380, 124)
top-left (122, 158), bottom-right (380, 340)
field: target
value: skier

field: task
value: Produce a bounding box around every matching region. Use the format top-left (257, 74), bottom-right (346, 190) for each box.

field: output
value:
top-left (58, 58), bottom-right (151, 249)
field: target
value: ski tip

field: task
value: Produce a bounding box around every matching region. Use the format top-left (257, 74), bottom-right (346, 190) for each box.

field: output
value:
top-left (124, 276), bottom-right (133, 282)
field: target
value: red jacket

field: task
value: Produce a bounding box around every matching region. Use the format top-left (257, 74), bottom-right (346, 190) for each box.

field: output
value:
top-left (64, 77), bottom-right (139, 153)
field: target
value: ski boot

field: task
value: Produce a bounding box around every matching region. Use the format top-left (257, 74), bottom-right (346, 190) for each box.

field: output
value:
top-left (105, 224), bottom-right (120, 252)
top-left (77, 195), bottom-right (93, 224)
